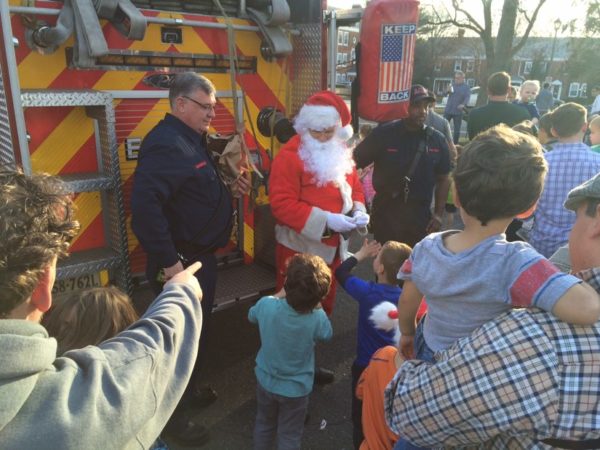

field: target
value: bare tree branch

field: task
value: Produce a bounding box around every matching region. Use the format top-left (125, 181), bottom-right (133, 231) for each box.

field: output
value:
top-left (511, 0), bottom-right (547, 55)
top-left (452, 0), bottom-right (485, 34)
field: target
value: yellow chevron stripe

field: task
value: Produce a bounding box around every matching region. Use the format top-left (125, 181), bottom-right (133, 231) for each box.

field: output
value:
top-left (244, 222), bottom-right (254, 257)
top-left (30, 107), bottom-right (94, 174)
top-left (18, 36), bottom-right (74, 89)
top-left (216, 17), bottom-right (289, 109)
top-left (72, 191), bottom-right (102, 244)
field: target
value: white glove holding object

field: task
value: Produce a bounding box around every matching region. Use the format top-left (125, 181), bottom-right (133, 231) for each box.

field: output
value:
top-left (352, 210), bottom-right (370, 227)
top-left (326, 213), bottom-right (357, 233)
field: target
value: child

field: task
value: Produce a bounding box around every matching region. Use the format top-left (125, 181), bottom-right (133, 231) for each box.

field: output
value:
top-left (589, 115), bottom-right (600, 153)
top-left (249, 253), bottom-right (333, 450)
top-left (41, 287), bottom-right (170, 450)
top-left (356, 346), bottom-right (403, 450)
top-left (335, 239), bottom-right (412, 450)
top-left (512, 119), bottom-right (537, 137)
top-left (513, 80), bottom-right (541, 124)
top-left (42, 286), bottom-right (138, 355)
top-left (397, 124), bottom-right (600, 363)
top-left (537, 112), bottom-right (557, 151)
top-left (358, 124), bottom-right (376, 210)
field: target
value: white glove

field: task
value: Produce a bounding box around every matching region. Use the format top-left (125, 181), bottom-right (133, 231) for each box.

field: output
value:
top-left (352, 210), bottom-right (370, 227)
top-left (326, 213), bottom-right (357, 233)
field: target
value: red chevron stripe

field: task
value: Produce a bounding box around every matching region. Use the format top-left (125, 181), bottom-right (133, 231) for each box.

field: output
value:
top-left (70, 213), bottom-right (105, 252)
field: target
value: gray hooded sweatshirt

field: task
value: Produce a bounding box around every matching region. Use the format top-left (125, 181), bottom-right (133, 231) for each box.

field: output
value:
top-left (0, 281), bottom-right (201, 449)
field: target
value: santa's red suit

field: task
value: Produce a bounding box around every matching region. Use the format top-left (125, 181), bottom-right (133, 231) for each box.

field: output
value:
top-left (269, 91), bottom-right (366, 315)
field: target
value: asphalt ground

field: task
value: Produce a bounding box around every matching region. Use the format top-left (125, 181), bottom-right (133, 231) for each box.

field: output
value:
top-left (135, 235), bottom-right (373, 450)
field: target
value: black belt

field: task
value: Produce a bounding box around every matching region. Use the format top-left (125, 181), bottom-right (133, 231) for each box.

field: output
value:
top-left (541, 437), bottom-right (600, 449)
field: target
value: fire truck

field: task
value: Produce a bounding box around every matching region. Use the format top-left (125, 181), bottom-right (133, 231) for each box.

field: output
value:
top-left (0, 0), bottom-right (371, 309)
top-left (0, 0), bottom-right (418, 310)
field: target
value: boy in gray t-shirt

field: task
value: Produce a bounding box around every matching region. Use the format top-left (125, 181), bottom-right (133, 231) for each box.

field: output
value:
top-left (396, 125), bottom-right (600, 361)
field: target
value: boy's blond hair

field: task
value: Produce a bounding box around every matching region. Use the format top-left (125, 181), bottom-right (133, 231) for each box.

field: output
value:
top-left (380, 241), bottom-right (412, 285)
top-left (521, 80), bottom-right (540, 92)
top-left (589, 115), bottom-right (600, 131)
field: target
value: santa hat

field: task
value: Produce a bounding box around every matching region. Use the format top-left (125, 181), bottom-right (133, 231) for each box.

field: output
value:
top-left (293, 90), bottom-right (354, 141)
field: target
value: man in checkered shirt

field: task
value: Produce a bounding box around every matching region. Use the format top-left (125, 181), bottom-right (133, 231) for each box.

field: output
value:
top-left (529, 102), bottom-right (600, 258)
top-left (385, 173), bottom-right (600, 449)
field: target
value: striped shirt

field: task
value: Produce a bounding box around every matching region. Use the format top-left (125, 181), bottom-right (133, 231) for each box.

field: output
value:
top-left (385, 268), bottom-right (600, 449)
top-left (529, 142), bottom-right (600, 257)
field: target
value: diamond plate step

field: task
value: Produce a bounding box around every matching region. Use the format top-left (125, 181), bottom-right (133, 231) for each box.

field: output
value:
top-left (60, 173), bottom-right (114, 193)
top-left (214, 263), bottom-right (276, 311)
top-left (57, 248), bottom-right (121, 279)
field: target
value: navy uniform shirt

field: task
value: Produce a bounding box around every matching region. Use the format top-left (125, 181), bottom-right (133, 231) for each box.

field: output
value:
top-left (354, 120), bottom-right (450, 204)
top-left (131, 113), bottom-right (233, 268)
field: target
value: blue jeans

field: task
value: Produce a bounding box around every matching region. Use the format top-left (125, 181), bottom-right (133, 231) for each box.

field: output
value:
top-left (414, 317), bottom-right (435, 363)
top-left (444, 113), bottom-right (463, 144)
top-left (254, 382), bottom-right (309, 450)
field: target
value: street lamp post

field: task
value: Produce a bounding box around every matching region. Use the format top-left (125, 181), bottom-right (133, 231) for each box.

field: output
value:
top-left (546, 18), bottom-right (562, 78)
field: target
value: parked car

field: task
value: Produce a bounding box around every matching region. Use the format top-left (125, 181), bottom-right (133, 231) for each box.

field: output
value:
top-left (438, 86), bottom-right (479, 109)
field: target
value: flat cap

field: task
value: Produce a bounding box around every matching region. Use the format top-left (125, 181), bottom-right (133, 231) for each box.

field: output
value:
top-left (564, 172), bottom-right (600, 211)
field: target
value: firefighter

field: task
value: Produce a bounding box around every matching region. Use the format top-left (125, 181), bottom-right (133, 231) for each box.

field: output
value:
top-left (131, 72), bottom-right (250, 445)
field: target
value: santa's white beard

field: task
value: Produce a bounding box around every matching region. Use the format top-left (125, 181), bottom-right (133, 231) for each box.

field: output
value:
top-left (298, 134), bottom-right (354, 187)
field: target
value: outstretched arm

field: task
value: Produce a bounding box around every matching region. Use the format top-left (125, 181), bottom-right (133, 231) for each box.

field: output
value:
top-left (552, 282), bottom-right (600, 325)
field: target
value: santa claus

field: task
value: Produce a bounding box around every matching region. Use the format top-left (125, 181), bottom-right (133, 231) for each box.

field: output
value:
top-left (270, 91), bottom-right (369, 316)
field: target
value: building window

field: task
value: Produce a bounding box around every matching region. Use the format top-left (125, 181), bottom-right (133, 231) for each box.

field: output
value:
top-left (337, 53), bottom-right (343, 64)
top-left (580, 83), bottom-right (587, 98)
top-left (338, 31), bottom-right (343, 45)
top-left (466, 60), bottom-right (474, 72)
top-left (454, 60), bottom-right (462, 71)
top-left (539, 62), bottom-right (548, 74)
top-left (350, 48), bottom-right (356, 63)
top-left (342, 53), bottom-right (348, 63)
top-left (467, 78), bottom-right (476, 87)
top-left (523, 61), bottom-right (533, 75)
top-left (433, 78), bottom-right (453, 97)
top-left (343, 31), bottom-right (349, 46)
top-left (568, 82), bottom-right (580, 98)
top-left (434, 61), bottom-right (441, 72)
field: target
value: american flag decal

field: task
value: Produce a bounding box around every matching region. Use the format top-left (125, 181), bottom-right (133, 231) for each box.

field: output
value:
top-left (378, 23), bottom-right (416, 103)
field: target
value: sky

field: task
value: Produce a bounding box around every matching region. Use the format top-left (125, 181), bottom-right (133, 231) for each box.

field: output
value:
top-left (327, 0), bottom-right (589, 37)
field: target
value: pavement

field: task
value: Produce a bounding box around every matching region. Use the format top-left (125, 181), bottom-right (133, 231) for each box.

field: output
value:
top-left (135, 236), bottom-right (374, 450)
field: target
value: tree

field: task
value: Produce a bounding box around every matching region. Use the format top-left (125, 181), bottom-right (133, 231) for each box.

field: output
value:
top-left (412, 7), bottom-right (455, 91)
top-left (434, 0), bottom-right (547, 104)
top-left (565, 1), bottom-right (600, 103)
top-left (586, 0), bottom-right (600, 34)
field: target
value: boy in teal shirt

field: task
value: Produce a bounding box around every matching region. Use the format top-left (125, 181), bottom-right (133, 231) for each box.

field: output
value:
top-left (249, 253), bottom-right (333, 450)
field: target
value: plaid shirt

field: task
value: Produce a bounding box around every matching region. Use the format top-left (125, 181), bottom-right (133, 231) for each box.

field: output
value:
top-left (385, 267), bottom-right (600, 450)
top-left (529, 143), bottom-right (600, 257)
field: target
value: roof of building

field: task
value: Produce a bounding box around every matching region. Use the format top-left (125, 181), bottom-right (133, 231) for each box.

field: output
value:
top-left (431, 36), bottom-right (598, 61)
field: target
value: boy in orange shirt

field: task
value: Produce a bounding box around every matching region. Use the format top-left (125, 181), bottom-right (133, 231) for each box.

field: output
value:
top-left (356, 345), bottom-right (403, 450)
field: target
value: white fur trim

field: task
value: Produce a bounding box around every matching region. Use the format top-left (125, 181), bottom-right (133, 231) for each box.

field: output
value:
top-left (338, 179), bottom-right (353, 215)
top-left (353, 201), bottom-right (366, 213)
top-left (337, 124), bottom-right (354, 141)
top-left (275, 224), bottom-right (337, 264)
top-left (369, 302), bottom-right (401, 345)
top-left (294, 104), bottom-right (341, 134)
top-left (302, 206), bottom-right (328, 241)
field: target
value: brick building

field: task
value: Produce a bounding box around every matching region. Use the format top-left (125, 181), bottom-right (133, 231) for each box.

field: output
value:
top-left (419, 36), bottom-right (597, 104)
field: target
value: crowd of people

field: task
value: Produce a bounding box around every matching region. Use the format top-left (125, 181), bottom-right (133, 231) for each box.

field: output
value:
top-left (1, 70), bottom-right (600, 450)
